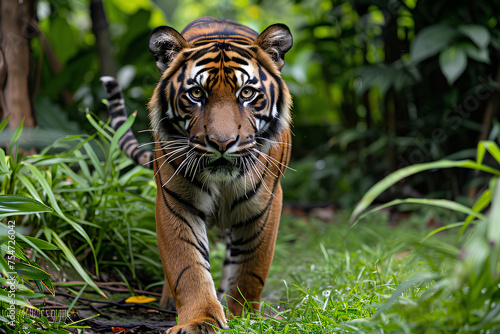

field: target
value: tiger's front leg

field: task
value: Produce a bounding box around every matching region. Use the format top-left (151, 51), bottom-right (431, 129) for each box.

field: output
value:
top-left (155, 167), bottom-right (227, 333)
top-left (219, 181), bottom-right (285, 317)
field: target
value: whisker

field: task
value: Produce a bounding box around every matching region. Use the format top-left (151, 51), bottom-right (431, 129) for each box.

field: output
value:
top-left (252, 149), bottom-right (284, 178)
top-left (161, 148), bottom-right (196, 187)
top-left (253, 149), bottom-right (296, 172)
top-left (255, 136), bottom-right (292, 146)
top-left (153, 143), bottom-right (188, 151)
top-left (192, 153), bottom-right (206, 181)
top-left (250, 160), bottom-right (273, 197)
top-left (246, 150), bottom-right (278, 178)
top-left (245, 156), bottom-right (256, 192)
top-left (152, 146), bottom-right (190, 178)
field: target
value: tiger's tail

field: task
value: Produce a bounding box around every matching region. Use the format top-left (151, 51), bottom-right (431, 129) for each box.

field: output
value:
top-left (100, 76), bottom-right (153, 169)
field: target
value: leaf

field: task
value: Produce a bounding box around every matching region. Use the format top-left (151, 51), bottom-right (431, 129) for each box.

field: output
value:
top-left (40, 276), bottom-right (55, 296)
top-left (125, 295), bottom-right (157, 304)
top-left (0, 195), bottom-right (52, 218)
top-left (422, 222), bottom-right (465, 242)
top-left (0, 223), bottom-right (60, 270)
top-left (14, 262), bottom-right (51, 281)
top-left (9, 119), bottom-right (24, 162)
top-left (85, 112), bottom-right (113, 142)
top-left (411, 24), bottom-right (459, 64)
top-left (488, 178), bottom-right (500, 276)
top-left (0, 147), bottom-right (8, 175)
top-left (16, 236), bottom-right (59, 251)
top-left (463, 44), bottom-right (490, 64)
top-left (0, 117), bottom-right (9, 132)
top-left (374, 272), bottom-right (441, 318)
top-left (0, 288), bottom-right (34, 308)
top-left (458, 25), bottom-right (491, 49)
top-left (67, 283), bottom-right (88, 314)
top-left (353, 198), bottom-right (486, 227)
top-left (439, 46), bottom-right (467, 85)
top-left (349, 159), bottom-right (500, 227)
top-left (482, 141), bottom-right (500, 164)
top-left (107, 110), bottom-right (137, 171)
top-left (47, 229), bottom-right (106, 298)
top-left (22, 163), bottom-right (98, 274)
top-left (0, 238), bottom-right (28, 262)
top-left (458, 188), bottom-right (491, 240)
top-left (83, 142), bottom-right (105, 180)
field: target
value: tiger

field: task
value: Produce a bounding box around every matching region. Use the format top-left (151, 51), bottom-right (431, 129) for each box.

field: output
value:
top-left (101, 16), bottom-right (293, 333)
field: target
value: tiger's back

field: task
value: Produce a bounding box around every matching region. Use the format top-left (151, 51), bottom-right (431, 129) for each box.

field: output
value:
top-left (103, 17), bottom-right (292, 334)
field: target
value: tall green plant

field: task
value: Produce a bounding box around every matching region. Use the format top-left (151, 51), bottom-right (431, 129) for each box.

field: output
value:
top-left (0, 195), bottom-right (92, 332)
top-left (1, 111), bottom-right (158, 298)
top-left (349, 137), bottom-right (500, 331)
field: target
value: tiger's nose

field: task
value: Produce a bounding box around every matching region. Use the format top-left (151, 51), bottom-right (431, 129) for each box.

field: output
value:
top-left (207, 135), bottom-right (238, 153)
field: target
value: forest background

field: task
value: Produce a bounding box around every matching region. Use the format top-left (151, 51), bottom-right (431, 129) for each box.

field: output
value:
top-left (2, 0), bottom-right (500, 332)
top-left (7, 0), bottom-right (500, 208)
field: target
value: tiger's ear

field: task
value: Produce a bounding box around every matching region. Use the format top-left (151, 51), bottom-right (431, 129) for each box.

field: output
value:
top-left (255, 24), bottom-right (293, 70)
top-left (149, 26), bottom-right (189, 73)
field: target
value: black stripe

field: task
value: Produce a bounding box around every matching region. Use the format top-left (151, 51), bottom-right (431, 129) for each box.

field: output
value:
top-left (229, 236), bottom-right (263, 257)
top-left (174, 265), bottom-right (191, 293)
top-left (196, 53), bottom-right (221, 67)
top-left (107, 91), bottom-right (122, 103)
top-left (129, 146), bottom-right (140, 163)
top-left (231, 218), bottom-right (266, 247)
top-left (122, 136), bottom-right (137, 152)
top-left (112, 119), bottom-right (125, 130)
top-left (179, 237), bottom-right (210, 264)
top-left (254, 114), bottom-right (272, 122)
top-left (164, 187), bottom-right (206, 220)
top-left (232, 207), bottom-right (267, 229)
top-left (258, 63), bottom-right (267, 82)
top-left (156, 160), bottom-right (210, 263)
top-left (232, 56), bottom-right (248, 66)
top-left (230, 180), bottom-right (262, 211)
top-left (249, 272), bottom-right (265, 286)
top-left (103, 79), bottom-right (119, 90)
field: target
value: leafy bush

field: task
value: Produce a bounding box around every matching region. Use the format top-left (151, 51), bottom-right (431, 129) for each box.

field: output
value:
top-left (348, 135), bottom-right (500, 331)
top-left (0, 136), bottom-right (88, 333)
top-left (0, 112), bottom-right (159, 297)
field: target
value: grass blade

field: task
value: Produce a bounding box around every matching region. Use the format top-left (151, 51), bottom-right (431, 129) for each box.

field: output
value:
top-left (0, 195), bottom-right (52, 219)
top-left (22, 163), bottom-right (98, 274)
top-left (351, 198), bottom-right (486, 228)
top-left (349, 159), bottom-right (500, 227)
top-left (46, 229), bottom-right (106, 298)
top-left (488, 178), bottom-right (500, 277)
top-left (458, 188), bottom-right (491, 240)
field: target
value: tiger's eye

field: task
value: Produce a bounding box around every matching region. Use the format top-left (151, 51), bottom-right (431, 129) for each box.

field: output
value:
top-left (240, 87), bottom-right (255, 100)
top-left (189, 88), bottom-right (204, 100)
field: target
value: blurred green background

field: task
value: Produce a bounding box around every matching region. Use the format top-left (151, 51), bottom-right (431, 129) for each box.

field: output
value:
top-left (30, 0), bottom-right (500, 208)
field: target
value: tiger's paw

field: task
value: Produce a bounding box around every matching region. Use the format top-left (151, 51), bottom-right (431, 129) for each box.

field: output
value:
top-left (166, 318), bottom-right (228, 334)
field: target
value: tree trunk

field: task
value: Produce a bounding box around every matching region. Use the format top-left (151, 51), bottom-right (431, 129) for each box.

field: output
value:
top-left (0, 0), bottom-right (37, 129)
top-left (90, 0), bottom-right (116, 77)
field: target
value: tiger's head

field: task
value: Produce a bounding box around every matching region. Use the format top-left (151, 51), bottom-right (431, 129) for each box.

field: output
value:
top-left (148, 17), bottom-right (292, 183)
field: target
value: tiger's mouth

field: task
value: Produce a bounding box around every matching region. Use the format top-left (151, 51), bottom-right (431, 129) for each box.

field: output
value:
top-left (204, 157), bottom-right (240, 176)
top-left (207, 157), bottom-right (234, 170)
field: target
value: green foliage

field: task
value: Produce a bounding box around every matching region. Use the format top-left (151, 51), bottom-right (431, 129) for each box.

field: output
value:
top-left (0, 193), bottom-right (85, 332)
top-left (1, 112), bottom-right (158, 296)
top-left (30, 0), bottom-right (500, 206)
top-left (14, 1), bottom-right (500, 332)
top-left (346, 133), bottom-right (500, 331)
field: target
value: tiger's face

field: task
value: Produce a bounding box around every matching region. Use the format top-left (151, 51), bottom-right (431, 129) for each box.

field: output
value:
top-left (148, 19), bottom-right (292, 183)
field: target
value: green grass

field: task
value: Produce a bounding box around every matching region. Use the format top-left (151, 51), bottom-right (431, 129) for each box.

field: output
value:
top-left (222, 210), bottom-right (500, 333)
top-left (220, 213), bottom-right (414, 333)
